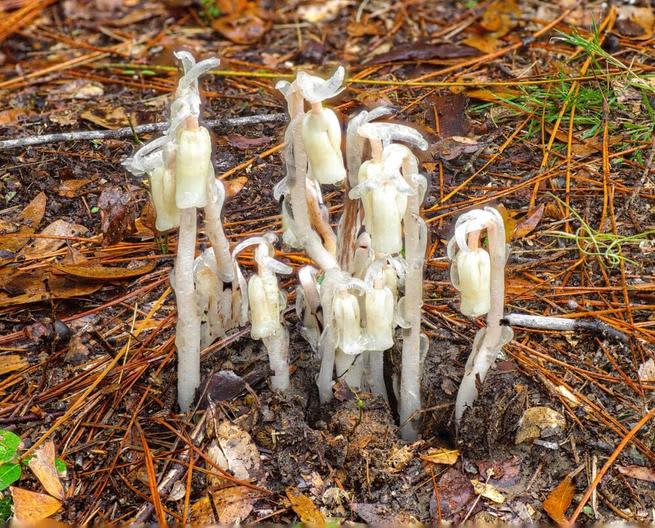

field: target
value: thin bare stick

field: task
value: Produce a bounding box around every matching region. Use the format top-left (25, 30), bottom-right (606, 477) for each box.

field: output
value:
top-left (0, 113), bottom-right (286, 151)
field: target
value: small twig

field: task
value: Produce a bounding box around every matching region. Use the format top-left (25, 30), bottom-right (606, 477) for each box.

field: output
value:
top-left (502, 313), bottom-right (629, 344)
top-left (0, 113), bottom-right (286, 151)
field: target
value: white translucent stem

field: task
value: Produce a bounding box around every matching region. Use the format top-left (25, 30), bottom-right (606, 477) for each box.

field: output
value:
top-left (204, 177), bottom-right (233, 282)
top-left (175, 207), bottom-right (200, 412)
top-left (335, 348), bottom-right (363, 389)
top-left (290, 117), bottom-right (338, 271)
top-left (317, 326), bottom-right (337, 403)
top-left (366, 351), bottom-right (387, 401)
top-left (263, 325), bottom-right (290, 391)
top-left (455, 212), bottom-right (507, 426)
top-left (399, 157), bottom-right (425, 441)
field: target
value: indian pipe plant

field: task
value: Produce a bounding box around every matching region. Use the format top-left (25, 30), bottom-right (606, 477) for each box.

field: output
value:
top-left (124, 53), bottom-right (517, 440)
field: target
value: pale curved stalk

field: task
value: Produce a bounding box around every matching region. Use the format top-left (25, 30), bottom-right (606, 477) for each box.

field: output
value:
top-left (263, 325), bottom-right (290, 391)
top-left (454, 209), bottom-right (507, 426)
top-left (366, 351), bottom-right (387, 401)
top-left (290, 116), bottom-right (338, 271)
top-left (204, 175), bottom-right (233, 282)
top-left (175, 207), bottom-right (200, 412)
top-left (306, 180), bottom-right (337, 254)
top-left (335, 348), bottom-right (363, 389)
top-left (399, 155), bottom-right (426, 441)
top-left (317, 325), bottom-right (337, 403)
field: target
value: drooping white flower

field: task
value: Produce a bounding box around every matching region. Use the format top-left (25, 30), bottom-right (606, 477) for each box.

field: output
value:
top-left (175, 126), bottom-right (212, 208)
top-left (455, 249), bottom-right (491, 317)
top-left (333, 289), bottom-right (364, 356)
top-left (296, 67), bottom-right (347, 185)
top-left (447, 208), bottom-right (502, 318)
top-left (365, 285), bottom-right (394, 351)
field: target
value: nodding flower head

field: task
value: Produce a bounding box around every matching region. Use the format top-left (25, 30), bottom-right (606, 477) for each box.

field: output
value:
top-left (233, 235), bottom-right (292, 340)
top-left (447, 208), bottom-right (503, 317)
top-left (296, 66), bottom-right (345, 105)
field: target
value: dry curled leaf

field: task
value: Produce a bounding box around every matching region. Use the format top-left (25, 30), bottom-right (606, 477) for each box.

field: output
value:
top-left (19, 220), bottom-right (88, 259)
top-left (513, 203), bottom-right (545, 239)
top-left (616, 6), bottom-right (655, 40)
top-left (543, 474), bottom-right (575, 525)
top-left (10, 486), bottom-right (62, 522)
top-left (212, 5), bottom-right (271, 44)
top-left (57, 179), bottom-right (93, 198)
top-left (28, 440), bottom-right (65, 500)
top-left (54, 261), bottom-right (156, 280)
top-left (286, 487), bottom-right (325, 528)
top-left (421, 447), bottom-right (460, 466)
top-left (224, 176), bottom-right (248, 198)
top-left (207, 422), bottom-right (263, 487)
top-left (0, 192), bottom-right (47, 253)
top-left (0, 272), bottom-right (102, 308)
top-left (211, 486), bottom-right (258, 524)
top-left (616, 465), bottom-right (655, 483)
top-left (98, 186), bottom-right (137, 246)
top-left (471, 479), bottom-right (506, 504)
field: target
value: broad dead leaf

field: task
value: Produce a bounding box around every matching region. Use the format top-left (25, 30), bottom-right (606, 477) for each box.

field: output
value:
top-left (471, 479), bottom-right (506, 504)
top-left (54, 261), bottom-right (156, 280)
top-left (616, 465), bottom-right (655, 483)
top-left (514, 203), bottom-right (545, 239)
top-left (207, 422), bottom-right (263, 487)
top-left (57, 179), bottom-right (93, 198)
top-left (211, 486), bottom-right (258, 524)
top-left (28, 441), bottom-right (65, 500)
top-left (10, 486), bottom-right (62, 522)
top-left (98, 186), bottom-right (137, 246)
top-left (616, 6), bottom-right (655, 40)
top-left (224, 176), bottom-right (248, 198)
top-left (285, 487), bottom-right (325, 527)
top-left (19, 220), bottom-right (88, 259)
top-left (0, 355), bottom-right (28, 376)
top-left (497, 204), bottom-right (517, 242)
top-left (0, 192), bottom-right (47, 253)
top-left (421, 447), bottom-right (460, 466)
top-left (543, 475), bottom-right (575, 525)
top-left (516, 406), bottom-right (566, 444)
top-left (190, 495), bottom-right (215, 524)
top-left (0, 272), bottom-right (101, 308)
top-left (212, 5), bottom-right (271, 44)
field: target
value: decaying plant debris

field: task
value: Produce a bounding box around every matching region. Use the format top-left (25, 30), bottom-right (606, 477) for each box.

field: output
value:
top-left (0, 0), bottom-right (654, 525)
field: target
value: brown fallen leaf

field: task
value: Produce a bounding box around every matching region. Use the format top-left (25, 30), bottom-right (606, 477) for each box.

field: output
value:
top-left (226, 134), bottom-right (273, 150)
top-left (0, 192), bottom-right (47, 253)
top-left (211, 486), bottom-right (258, 524)
top-left (0, 355), bottom-right (28, 376)
top-left (471, 479), bottom-right (505, 504)
top-left (543, 474), bottom-right (575, 525)
top-left (616, 6), bottom-right (655, 40)
top-left (28, 441), bottom-right (65, 500)
top-left (430, 93), bottom-right (470, 139)
top-left (19, 220), bottom-right (88, 259)
top-left (57, 179), bottom-right (93, 198)
top-left (190, 496), bottom-right (215, 524)
top-left (212, 5), bottom-right (271, 44)
top-left (0, 272), bottom-right (102, 308)
top-left (207, 422), bottom-right (264, 487)
top-left (285, 487), bottom-right (325, 528)
top-left (421, 447), bottom-right (460, 466)
top-left (513, 203), bottom-right (545, 240)
top-left (464, 0), bottom-right (520, 52)
top-left (224, 176), bottom-right (248, 198)
top-left (53, 261), bottom-right (156, 280)
top-left (10, 486), bottom-right (62, 522)
top-left (616, 465), bottom-right (655, 483)
top-left (98, 186), bottom-right (137, 246)
top-left (366, 42), bottom-right (479, 65)
top-left (515, 406), bottom-right (566, 444)
top-left (431, 136), bottom-right (480, 161)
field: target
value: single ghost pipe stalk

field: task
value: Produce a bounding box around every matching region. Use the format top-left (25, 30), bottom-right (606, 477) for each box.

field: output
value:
top-left (235, 235), bottom-right (293, 391)
top-left (392, 146), bottom-right (428, 441)
top-left (448, 207), bottom-right (512, 426)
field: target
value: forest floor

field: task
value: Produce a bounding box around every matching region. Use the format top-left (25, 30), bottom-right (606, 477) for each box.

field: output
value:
top-left (0, 0), bottom-right (654, 525)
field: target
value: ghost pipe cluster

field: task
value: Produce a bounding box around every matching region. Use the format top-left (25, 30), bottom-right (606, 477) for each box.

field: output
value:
top-left (447, 207), bottom-right (514, 427)
top-left (278, 67), bottom-right (429, 440)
